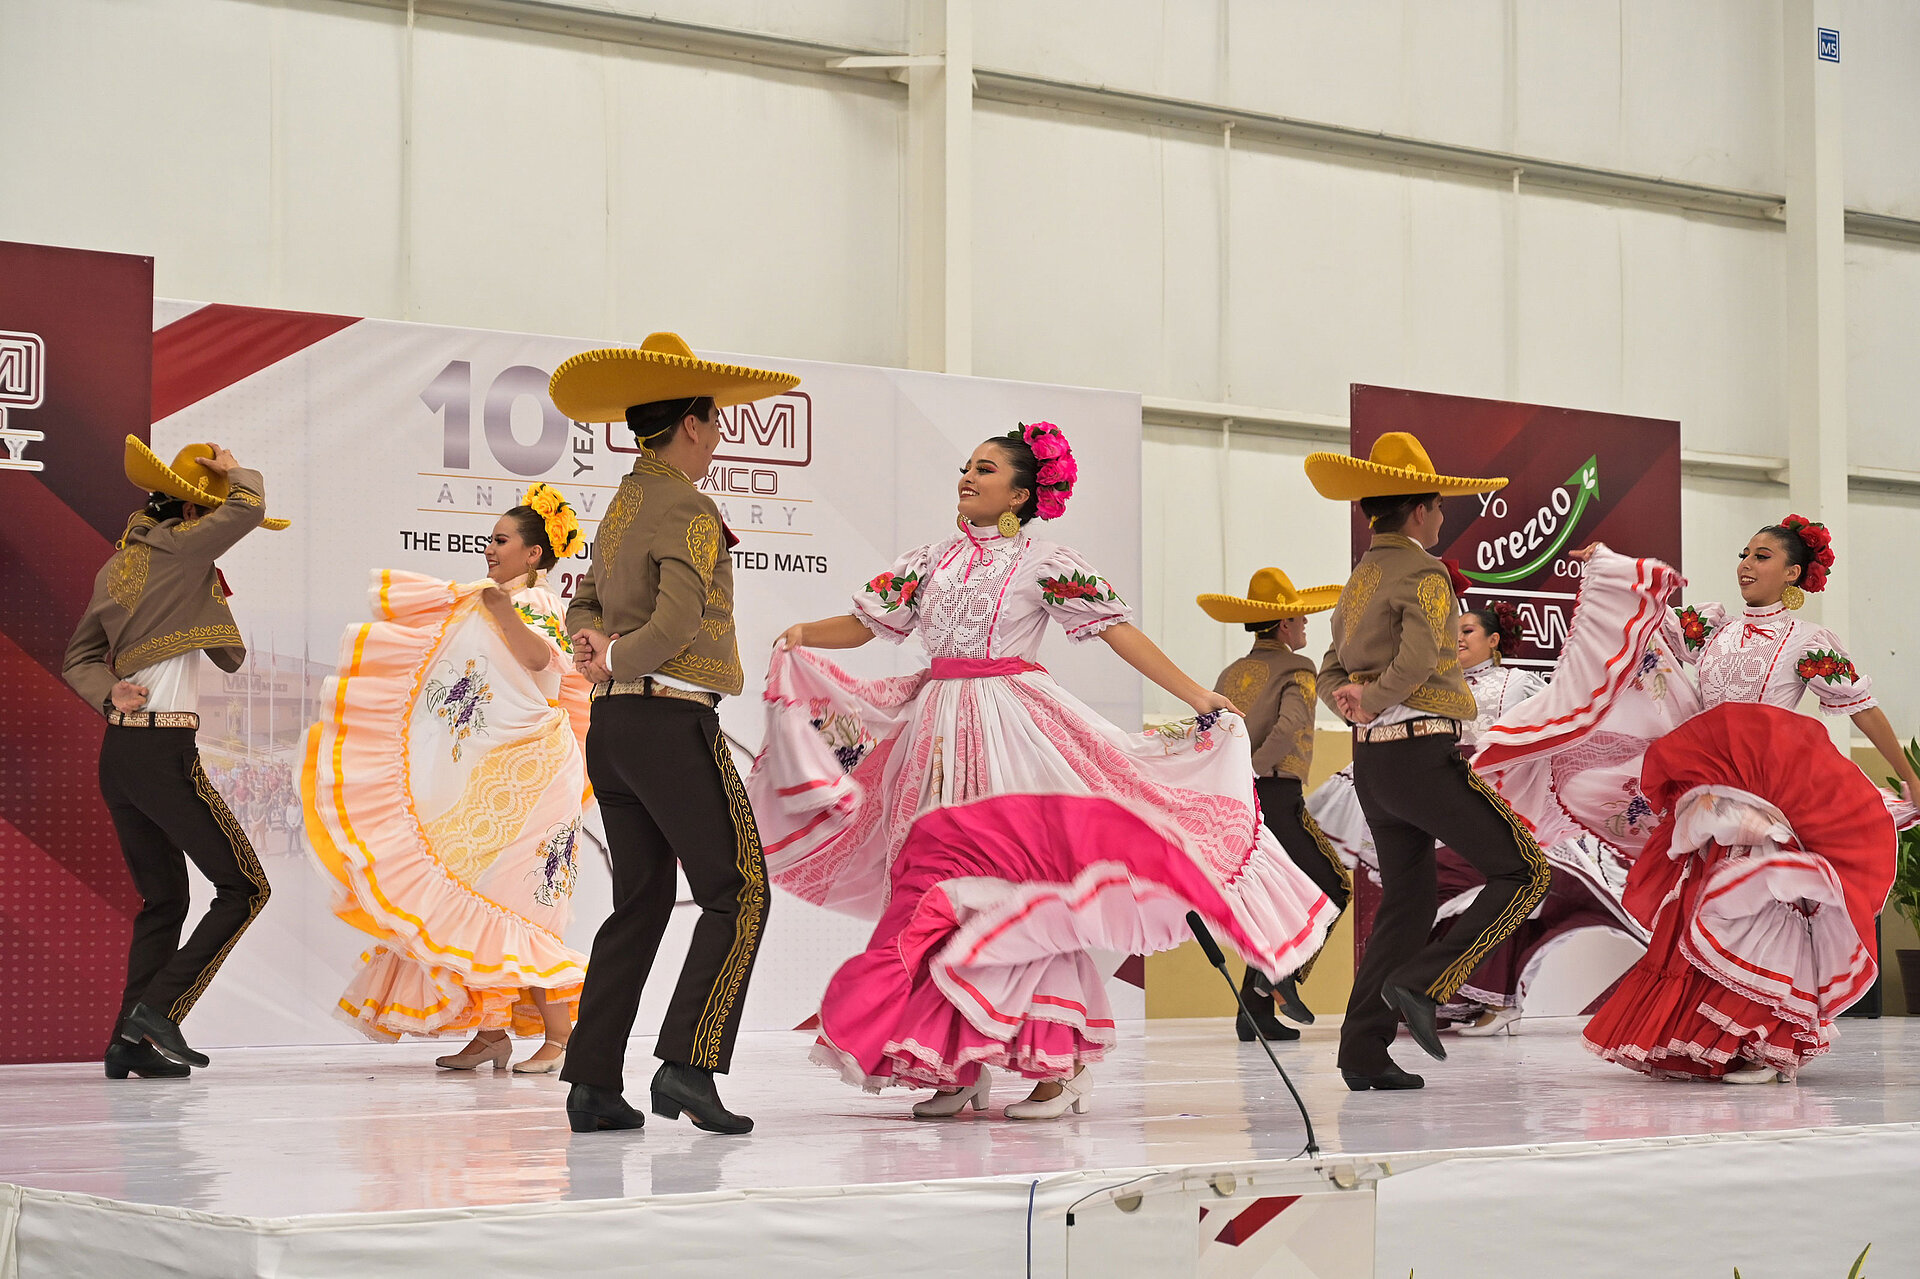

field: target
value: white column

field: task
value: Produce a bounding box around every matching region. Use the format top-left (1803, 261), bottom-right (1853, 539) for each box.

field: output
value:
top-left (906, 0), bottom-right (972, 374)
top-left (1781, 1), bottom-right (1849, 664)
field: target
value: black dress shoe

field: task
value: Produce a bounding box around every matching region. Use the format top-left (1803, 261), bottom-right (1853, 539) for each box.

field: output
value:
top-left (105, 1039), bottom-right (190, 1080)
top-left (1382, 982), bottom-right (1447, 1062)
top-left (651, 1062), bottom-right (753, 1135)
top-left (1274, 974), bottom-right (1316, 1026)
top-left (1235, 1005), bottom-right (1301, 1042)
top-left (1340, 1062), bottom-right (1426, 1091)
top-left (567, 1083), bottom-right (646, 1133)
top-left (121, 1003), bottom-right (210, 1068)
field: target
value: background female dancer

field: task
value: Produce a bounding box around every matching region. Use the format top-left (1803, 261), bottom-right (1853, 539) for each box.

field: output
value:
top-left (303, 485), bottom-right (592, 1074)
top-left (1474, 518), bottom-right (1919, 1081)
top-left (751, 421), bottom-right (1335, 1120)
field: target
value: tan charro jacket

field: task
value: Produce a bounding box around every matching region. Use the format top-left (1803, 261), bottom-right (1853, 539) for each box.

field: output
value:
top-left (566, 454), bottom-right (744, 696)
top-left (63, 467), bottom-right (269, 715)
top-left (1319, 532), bottom-right (1476, 724)
top-left (1215, 637), bottom-right (1317, 781)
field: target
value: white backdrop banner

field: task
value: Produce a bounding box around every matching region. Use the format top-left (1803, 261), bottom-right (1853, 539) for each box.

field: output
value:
top-left (151, 301), bottom-right (1142, 1048)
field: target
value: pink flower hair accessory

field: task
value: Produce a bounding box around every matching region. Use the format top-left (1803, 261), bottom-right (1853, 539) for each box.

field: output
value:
top-left (1008, 420), bottom-right (1077, 521)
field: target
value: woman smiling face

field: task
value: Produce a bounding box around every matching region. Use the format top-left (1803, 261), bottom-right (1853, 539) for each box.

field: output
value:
top-left (1736, 531), bottom-right (1801, 607)
top-left (1457, 613), bottom-right (1499, 669)
top-left (956, 441), bottom-right (1031, 528)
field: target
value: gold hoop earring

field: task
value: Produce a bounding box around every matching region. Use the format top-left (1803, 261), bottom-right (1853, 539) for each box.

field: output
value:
top-left (997, 511), bottom-right (1022, 539)
top-left (1781, 584), bottom-right (1805, 611)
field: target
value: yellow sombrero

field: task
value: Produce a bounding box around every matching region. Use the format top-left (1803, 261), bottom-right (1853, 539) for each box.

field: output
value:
top-left (1304, 431), bottom-right (1506, 501)
top-left (548, 332), bottom-right (802, 423)
top-left (1197, 568), bottom-right (1342, 624)
top-left (124, 437), bottom-right (291, 530)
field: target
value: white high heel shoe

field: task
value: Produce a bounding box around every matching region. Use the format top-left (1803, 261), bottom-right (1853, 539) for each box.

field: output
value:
top-left (435, 1034), bottom-right (510, 1070)
top-left (912, 1069), bottom-right (992, 1118)
top-left (1722, 1061), bottom-right (1782, 1085)
top-left (512, 1046), bottom-right (567, 1075)
top-left (1455, 1006), bottom-right (1520, 1038)
top-left (1004, 1067), bottom-right (1091, 1120)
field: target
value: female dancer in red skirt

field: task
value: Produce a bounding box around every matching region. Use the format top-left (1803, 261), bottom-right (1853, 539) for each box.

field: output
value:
top-left (1474, 518), bottom-right (1918, 1081)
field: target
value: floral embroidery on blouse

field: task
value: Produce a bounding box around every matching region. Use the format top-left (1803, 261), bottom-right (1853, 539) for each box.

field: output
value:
top-left (1039, 570), bottom-right (1120, 608)
top-left (426, 657), bottom-right (492, 762)
top-left (1796, 648), bottom-right (1860, 686)
top-left (1675, 606), bottom-right (1713, 652)
top-left (515, 602), bottom-right (572, 654)
top-left (532, 819), bottom-right (580, 906)
top-left (865, 570), bottom-right (922, 612)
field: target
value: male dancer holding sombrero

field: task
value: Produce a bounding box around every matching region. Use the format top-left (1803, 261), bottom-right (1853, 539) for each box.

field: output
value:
top-left (64, 439), bottom-right (288, 1077)
top-left (549, 334), bottom-right (799, 1135)
top-left (1199, 569), bottom-right (1352, 1040)
top-left (1304, 434), bottom-right (1548, 1091)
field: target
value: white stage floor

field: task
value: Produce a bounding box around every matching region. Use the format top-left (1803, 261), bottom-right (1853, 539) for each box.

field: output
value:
top-left (5, 1017), bottom-right (1920, 1277)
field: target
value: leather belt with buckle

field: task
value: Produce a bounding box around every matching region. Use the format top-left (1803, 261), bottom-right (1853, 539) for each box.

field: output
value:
top-left (108, 710), bottom-right (201, 730)
top-left (592, 677), bottom-right (720, 708)
top-left (1354, 716), bottom-right (1459, 744)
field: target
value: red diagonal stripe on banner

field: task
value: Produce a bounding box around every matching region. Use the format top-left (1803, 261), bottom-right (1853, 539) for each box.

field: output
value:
top-left (151, 303), bottom-right (359, 422)
top-left (1214, 1196), bottom-right (1299, 1246)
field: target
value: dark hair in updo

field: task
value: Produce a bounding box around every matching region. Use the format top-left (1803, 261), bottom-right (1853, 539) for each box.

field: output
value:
top-left (1464, 605), bottom-right (1522, 653)
top-left (504, 505), bottom-right (560, 571)
top-left (1359, 492), bottom-right (1439, 534)
top-left (1754, 524), bottom-right (1811, 583)
top-left (625, 396), bottom-right (716, 445)
top-left (983, 435), bottom-right (1041, 524)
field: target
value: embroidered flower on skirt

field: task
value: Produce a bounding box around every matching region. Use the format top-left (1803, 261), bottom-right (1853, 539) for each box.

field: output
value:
top-left (426, 657), bottom-right (493, 762)
top-left (532, 819), bottom-right (581, 907)
top-left (810, 710), bottom-right (878, 773)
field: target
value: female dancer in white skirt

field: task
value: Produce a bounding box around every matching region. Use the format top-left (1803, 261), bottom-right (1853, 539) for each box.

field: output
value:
top-left (750, 421), bottom-right (1335, 1119)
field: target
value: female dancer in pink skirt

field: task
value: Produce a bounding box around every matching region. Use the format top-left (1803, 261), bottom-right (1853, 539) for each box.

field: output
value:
top-left (750, 422), bottom-right (1336, 1119)
top-left (1474, 519), bottom-right (1918, 1081)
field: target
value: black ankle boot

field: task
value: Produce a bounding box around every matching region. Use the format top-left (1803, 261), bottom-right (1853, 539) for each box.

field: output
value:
top-left (567, 1083), bottom-right (646, 1133)
top-left (1235, 969), bottom-right (1298, 1042)
top-left (651, 1062), bottom-right (753, 1135)
top-left (1273, 973), bottom-right (1315, 1026)
top-left (121, 1003), bottom-right (209, 1068)
top-left (105, 1039), bottom-right (190, 1079)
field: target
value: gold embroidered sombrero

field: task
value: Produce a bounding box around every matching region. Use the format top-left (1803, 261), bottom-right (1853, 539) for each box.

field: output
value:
top-left (1197, 568), bottom-right (1342, 623)
top-left (547, 332), bottom-right (802, 423)
top-left (124, 436), bottom-right (291, 530)
top-left (1304, 431), bottom-right (1506, 501)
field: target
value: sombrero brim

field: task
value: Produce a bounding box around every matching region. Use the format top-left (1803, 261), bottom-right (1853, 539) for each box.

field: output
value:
top-left (123, 436), bottom-right (291, 531)
top-left (549, 347), bottom-right (802, 422)
top-left (1304, 452), bottom-right (1506, 501)
top-left (1196, 586), bottom-right (1342, 623)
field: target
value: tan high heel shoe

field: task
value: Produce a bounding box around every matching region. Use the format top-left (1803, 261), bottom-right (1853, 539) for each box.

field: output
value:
top-left (512, 1043), bottom-right (568, 1075)
top-left (911, 1068), bottom-right (992, 1118)
top-left (436, 1033), bottom-right (510, 1071)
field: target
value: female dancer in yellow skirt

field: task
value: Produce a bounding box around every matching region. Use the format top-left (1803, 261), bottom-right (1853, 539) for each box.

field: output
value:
top-left (303, 484), bottom-right (594, 1073)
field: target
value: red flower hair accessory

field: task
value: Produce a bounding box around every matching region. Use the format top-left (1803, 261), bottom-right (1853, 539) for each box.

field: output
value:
top-left (1009, 421), bottom-right (1077, 520)
top-left (1486, 600), bottom-right (1526, 643)
top-left (1778, 514), bottom-right (1836, 593)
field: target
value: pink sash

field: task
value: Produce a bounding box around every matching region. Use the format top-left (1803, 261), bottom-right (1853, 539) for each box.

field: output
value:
top-left (926, 657), bottom-right (1047, 681)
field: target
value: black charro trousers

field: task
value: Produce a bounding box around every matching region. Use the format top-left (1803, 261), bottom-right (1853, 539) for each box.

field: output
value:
top-left (1337, 734), bottom-right (1549, 1074)
top-left (562, 695), bottom-right (769, 1092)
top-left (99, 726), bottom-right (271, 1039)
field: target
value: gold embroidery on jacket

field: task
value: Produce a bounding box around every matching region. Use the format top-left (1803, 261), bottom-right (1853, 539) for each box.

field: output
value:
top-left (1277, 671), bottom-right (1317, 778)
top-left (1220, 658), bottom-right (1271, 707)
top-left (228, 488), bottom-right (263, 509)
top-left (108, 545), bottom-right (151, 611)
top-left (116, 624), bottom-right (243, 676)
top-left (1338, 563), bottom-right (1382, 645)
top-left (1417, 572), bottom-right (1460, 676)
top-left (686, 514), bottom-right (720, 586)
top-left (658, 648), bottom-right (741, 689)
top-left (595, 482), bottom-right (641, 572)
top-left (701, 581), bottom-right (730, 639)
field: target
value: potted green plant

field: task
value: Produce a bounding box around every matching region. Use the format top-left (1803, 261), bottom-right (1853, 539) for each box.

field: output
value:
top-left (1883, 739), bottom-right (1920, 1013)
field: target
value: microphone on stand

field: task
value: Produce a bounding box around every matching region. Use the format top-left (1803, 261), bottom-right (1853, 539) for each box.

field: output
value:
top-left (1185, 910), bottom-right (1320, 1157)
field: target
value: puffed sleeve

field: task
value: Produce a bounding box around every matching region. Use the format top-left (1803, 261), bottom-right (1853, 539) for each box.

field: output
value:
top-left (1034, 544), bottom-right (1132, 644)
top-left (1662, 602), bottom-right (1728, 667)
top-left (850, 542), bottom-right (937, 645)
top-left (1793, 627), bottom-right (1877, 715)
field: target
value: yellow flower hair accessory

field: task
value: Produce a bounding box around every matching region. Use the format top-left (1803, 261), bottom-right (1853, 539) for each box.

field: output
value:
top-left (522, 482), bottom-right (583, 559)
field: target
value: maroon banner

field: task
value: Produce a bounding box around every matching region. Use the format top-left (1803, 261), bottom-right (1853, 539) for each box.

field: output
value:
top-left (0, 241), bottom-right (155, 1063)
top-left (1349, 385), bottom-right (1682, 670)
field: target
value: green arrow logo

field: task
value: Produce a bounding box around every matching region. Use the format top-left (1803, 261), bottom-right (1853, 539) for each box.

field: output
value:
top-left (1461, 457), bottom-right (1599, 585)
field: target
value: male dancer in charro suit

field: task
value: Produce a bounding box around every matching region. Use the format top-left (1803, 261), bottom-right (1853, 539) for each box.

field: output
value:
top-left (64, 438), bottom-right (288, 1077)
top-left (548, 334), bottom-right (799, 1135)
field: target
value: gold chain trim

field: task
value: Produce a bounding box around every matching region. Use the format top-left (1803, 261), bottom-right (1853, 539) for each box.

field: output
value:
top-left (116, 624), bottom-right (243, 677)
top-left (168, 759), bottom-right (272, 1021)
top-left (690, 728), bottom-right (768, 1068)
top-left (1426, 769), bottom-right (1550, 1002)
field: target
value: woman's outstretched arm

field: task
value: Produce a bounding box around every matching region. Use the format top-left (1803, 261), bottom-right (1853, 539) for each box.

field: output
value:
top-left (777, 615), bottom-right (876, 651)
